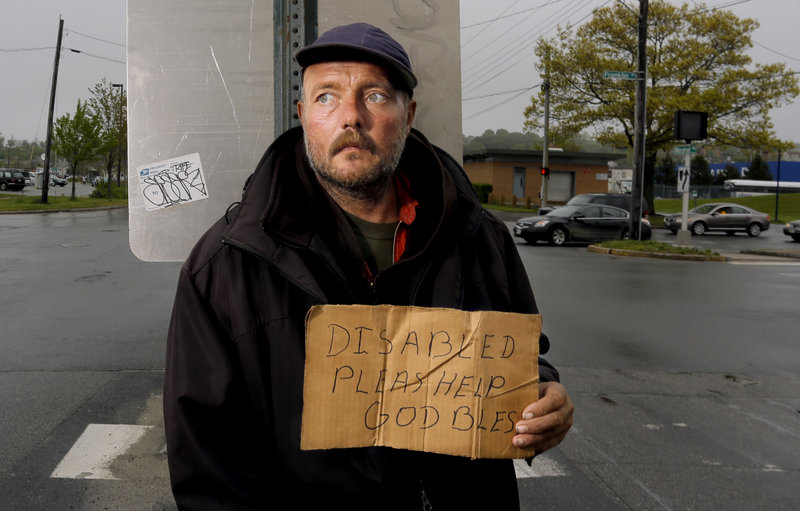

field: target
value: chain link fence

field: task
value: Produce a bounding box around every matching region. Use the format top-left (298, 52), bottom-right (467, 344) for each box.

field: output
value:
top-left (653, 184), bottom-right (732, 200)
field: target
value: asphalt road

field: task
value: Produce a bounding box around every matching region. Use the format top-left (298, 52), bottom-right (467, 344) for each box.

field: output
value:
top-left (1, 209), bottom-right (798, 510)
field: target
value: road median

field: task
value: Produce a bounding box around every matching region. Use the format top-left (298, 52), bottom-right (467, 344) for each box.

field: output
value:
top-left (587, 244), bottom-right (728, 261)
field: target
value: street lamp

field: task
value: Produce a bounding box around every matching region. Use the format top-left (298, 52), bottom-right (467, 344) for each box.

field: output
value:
top-left (111, 83), bottom-right (124, 196)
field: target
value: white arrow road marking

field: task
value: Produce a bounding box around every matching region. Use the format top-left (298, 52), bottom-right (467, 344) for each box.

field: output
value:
top-left (514, 454), bottom-right (567, 478)
top-left (50, 424), bottom-right (153, 480)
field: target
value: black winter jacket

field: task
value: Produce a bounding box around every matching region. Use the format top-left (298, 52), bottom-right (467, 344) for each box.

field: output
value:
top-left (164, 127), bottom-right (559, 510)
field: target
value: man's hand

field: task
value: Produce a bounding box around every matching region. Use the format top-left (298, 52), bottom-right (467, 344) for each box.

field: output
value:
top-left (512, 382), bottom-right (574, 454)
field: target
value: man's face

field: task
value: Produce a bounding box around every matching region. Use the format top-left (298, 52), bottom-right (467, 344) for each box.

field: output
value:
top-left (298, 61), bottom-right (416, 199)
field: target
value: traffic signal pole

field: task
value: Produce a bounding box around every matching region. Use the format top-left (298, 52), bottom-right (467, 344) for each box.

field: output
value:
top-left (540, 80), bottom-right (550, 210)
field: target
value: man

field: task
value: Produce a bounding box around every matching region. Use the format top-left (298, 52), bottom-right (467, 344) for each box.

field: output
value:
top-left (165, 23), bottom-right (573, 510)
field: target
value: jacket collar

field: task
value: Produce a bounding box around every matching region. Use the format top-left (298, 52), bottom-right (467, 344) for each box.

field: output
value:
top-left (222, 126), bottom-right (483, 282)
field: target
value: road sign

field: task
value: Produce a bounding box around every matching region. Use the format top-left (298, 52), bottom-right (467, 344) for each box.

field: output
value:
top-left (674, 145), bottom-right (697, 155)
top-left (603, 70), bottom-right (637, 80)
top-left (677, 166), bottom-right (690, 193)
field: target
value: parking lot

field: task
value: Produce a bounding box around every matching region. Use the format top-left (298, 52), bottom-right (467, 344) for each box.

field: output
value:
top-left (4, 180), bottom-right (100, 198)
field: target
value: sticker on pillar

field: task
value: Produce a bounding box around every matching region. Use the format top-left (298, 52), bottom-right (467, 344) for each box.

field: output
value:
top-left (137, 153), bottom-right (208, 211)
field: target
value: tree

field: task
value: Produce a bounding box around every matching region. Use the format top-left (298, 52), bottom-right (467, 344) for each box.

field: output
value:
top-left (746, 152), bottom-right (772, 180)
top-left (690, 154), bottom-right (713, 186)
top-left (653, 154), bottom-right (675, 184)
top-left (714, 162), bottom-right (741, 185)
top-left (523, 0), bottom-right (799, 213)
top-left (87, 78), bottom-right (127, 189)
top-left (53, 100), bottom-right (103, 199)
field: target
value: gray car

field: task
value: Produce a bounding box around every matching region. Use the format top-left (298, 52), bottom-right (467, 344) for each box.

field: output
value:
top-left (538, 193), bottom-right (633, 216)
top-left (663, 202), bottom-right (771, 237)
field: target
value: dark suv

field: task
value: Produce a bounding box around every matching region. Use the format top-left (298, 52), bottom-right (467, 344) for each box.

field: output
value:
top-left (539, 193), bottom-right (635, 215)
top-left (0, 168), bottom-right (26, 191)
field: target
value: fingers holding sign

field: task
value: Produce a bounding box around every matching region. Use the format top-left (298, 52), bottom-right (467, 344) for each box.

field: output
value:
top-left (512, 382), bottom-right (574, 454)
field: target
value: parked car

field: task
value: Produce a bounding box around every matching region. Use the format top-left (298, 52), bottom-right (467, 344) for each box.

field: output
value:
top-left (538, 193), bottom-right (636, 216)
top-left (50, 175), bottom-right (68, 186)
top-left (784, 220), bottom-right (800, 242)
top-left (20, 170), bottom-right (34, 187)
top-left (663, 203), bottom-right (770, 237)
top-left (0, 168), bottom-right (26, 191)
top-left (514, 204), bottom-right (651, 246)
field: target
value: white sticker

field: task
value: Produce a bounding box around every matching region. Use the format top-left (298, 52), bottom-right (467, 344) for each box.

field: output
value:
top-left (137, 153), bottom-right (208, 211)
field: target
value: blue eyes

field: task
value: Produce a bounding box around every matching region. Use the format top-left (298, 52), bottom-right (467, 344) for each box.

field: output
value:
top-left (315, 92), bottom-right (388, 105)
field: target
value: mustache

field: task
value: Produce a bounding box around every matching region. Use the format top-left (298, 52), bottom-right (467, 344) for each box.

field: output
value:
top-left (328, 130), bottom-right (377, 156)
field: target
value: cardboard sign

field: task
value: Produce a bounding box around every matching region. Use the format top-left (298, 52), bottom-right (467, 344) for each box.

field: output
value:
top-left (301, 305), bottom-right (541, 459)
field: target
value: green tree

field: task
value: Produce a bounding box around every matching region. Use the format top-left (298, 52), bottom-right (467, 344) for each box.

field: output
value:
top-left (746, 152), bottom-right (772, 180)
top-left (690, 154), bottom-right (713, 186)
top-left (5, 137), bottom-right (17, 167)
top-left (714, 162), bottom-right (741, 185)
top-left (53, 100), bottom-right (103, 199)
top-left (523, 0), bottom-right (799, 213)
top-left (87, 78), bottom-right (127, 188)
top-left (654, 154), bottom-right (676, 184)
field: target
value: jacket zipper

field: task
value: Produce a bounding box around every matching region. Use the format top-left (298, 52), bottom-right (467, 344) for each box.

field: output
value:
top-left (221, 236), bottom-right (358, 303)
top-left (419, 479), bottom-right (433, 511)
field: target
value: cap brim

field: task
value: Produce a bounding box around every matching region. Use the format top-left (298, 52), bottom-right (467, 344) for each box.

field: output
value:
top-left (295, 43), bottom-right (418, 92)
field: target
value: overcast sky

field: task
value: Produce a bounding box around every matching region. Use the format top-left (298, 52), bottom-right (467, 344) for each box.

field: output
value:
top-left (1, 0), bottom-right (798, 145)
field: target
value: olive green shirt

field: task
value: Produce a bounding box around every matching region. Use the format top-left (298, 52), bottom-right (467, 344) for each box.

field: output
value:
top-left (344, 212), bottom-right (397, 276)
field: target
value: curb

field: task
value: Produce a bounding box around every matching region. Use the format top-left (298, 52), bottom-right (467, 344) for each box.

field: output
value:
top-left (740, 249), bottom-right (800, 260)
top-left (587, 245), bottom-right (728, 262)
top-left (0, 205), bottom-right (127, 215)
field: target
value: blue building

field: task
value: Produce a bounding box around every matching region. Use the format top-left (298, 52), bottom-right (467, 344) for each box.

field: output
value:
top-left (708, 161), bottom-right (800, 182)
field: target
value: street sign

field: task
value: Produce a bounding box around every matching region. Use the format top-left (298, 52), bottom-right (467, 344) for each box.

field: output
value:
top-left (603, 70), bottom-right (637, 80)
top-left (675, 145), bottom-right (697, 155)
top-left (677, 166), bottom-right (690, 193)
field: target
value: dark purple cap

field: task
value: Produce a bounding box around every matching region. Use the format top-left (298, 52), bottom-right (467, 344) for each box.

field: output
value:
top-left (295, 23), bottom-right (418, 96)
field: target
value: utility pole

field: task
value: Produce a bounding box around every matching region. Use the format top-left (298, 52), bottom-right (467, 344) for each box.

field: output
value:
top-left (112, 83), bottom-right (124, 196)
top-left (775, 149), bottom-right (782, 222)
top-left (629, 0), bottom-right (648, 239)
top-left (541, 80), bottom-right (550, 210)
top-left (41, 17), bottom-right (64, 204)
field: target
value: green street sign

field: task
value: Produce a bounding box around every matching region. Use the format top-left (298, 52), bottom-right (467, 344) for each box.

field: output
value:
top-left (603, 70), bottom-right (637, 80)
top-left (674, 145), bottom-right (697, 155)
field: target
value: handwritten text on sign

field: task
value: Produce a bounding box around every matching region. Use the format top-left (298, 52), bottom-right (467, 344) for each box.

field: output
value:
top-left (301, 305), bottom-right (541, 459)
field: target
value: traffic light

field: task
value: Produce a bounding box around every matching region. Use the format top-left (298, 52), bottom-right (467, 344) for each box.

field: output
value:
top-left (540, 167), bottom-right (550, 178)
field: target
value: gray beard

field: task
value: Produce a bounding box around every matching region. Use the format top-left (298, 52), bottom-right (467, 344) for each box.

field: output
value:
top-left (304, 130), bottom-right (407, 203)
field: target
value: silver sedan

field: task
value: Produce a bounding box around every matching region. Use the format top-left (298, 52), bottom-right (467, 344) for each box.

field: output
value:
top-left (663, 202), bottom-right (771, 237)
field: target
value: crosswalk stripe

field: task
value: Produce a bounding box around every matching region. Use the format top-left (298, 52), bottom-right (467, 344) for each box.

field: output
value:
top-left (50, 424), bottom-right (153, 480)
top-left (514, 454), bottom-right (567, 478)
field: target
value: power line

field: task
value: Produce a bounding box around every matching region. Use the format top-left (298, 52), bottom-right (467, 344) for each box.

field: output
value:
top-left (0, 47), bottom-right (56, 52)
top-left (463, 0), bottom-right (601, 93)
top-left (464, 87), bottom-right (535, 101)
top-left (461, 0), bottom-right (522, 49)
top-left (461, 0), bottom-right (608, 124)
top-left (463, 84), bottom-right (540, 121)
top-left (702, 0), bottom-right (753, 12)
top-left (64, 47), bottom-right (126, 65)
top-left (65, 28), bottom-right (126, 48)
top-left (461, 0), bottom-right (563, 30)
top-left (753, 41), bottom-right (800, 64)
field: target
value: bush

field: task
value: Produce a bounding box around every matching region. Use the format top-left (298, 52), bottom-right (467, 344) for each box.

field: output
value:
top-left (473, 183), bottom-right (493, 203)
top-left (90, 181), bottom-right (128, 199)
